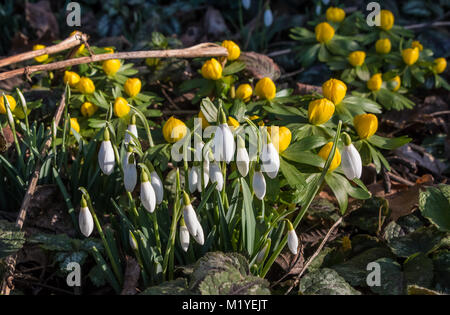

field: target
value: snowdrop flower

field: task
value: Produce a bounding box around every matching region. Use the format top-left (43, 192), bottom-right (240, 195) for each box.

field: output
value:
top-left (98, 128), bottom-right (115, 175)
top-left (252, 169), bottom-right (266, 200)
top-left (256, 239), bottom-right (271, 264)
top-left (79, 196), bottom-right (94, 237)
top-left (182, 192), bottom-right (204, 245)
top-left (341, 133), bottom-right (362, 180)
top-left (179, 219), bottom-right (190, 252)
top-left (122, 147), bottom-right (137, 192)
top-left (124, 114), bottom-right (138, 145)
top-left (189, 166), bottom-right (199, 193)
top-left (213, 109), bottom-right (235, 163)
top-left (242, 0), bottom-right (251, 10)
top-left (197, 159), bottom-right (210, 192)
top-left (140, 171), bottom-right (156, 213)
top-left (287, 220), bottom-right (299, 255)
top-left (260, 136), bottom-right (280, 179)
top-left (209, 162), bottom-right (223, 191)
top-left (236, 135), bottom-right (249, 177)
top-left (264, 8), bottom-right (273, 27)
top-left (150, 170), bottom-right (164, 205)
top-left (129, 230), bottom-right (138, 250)
top-left (194, 140), bottom-right (204, 162)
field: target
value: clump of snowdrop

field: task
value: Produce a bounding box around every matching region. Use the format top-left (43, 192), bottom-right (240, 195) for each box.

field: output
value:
top-left (264, 7), bottom-right (273, 27)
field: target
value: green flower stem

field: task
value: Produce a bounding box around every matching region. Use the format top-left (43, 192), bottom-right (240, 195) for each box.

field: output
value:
top-left (260, 120), bottom-right (343, 277)
top-left (130, 105), bottom-right (154, 147)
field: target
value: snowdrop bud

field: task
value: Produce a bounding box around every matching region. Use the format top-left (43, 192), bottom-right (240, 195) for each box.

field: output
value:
top-left (197, 159), bottom-right (210, 192)
top-left (256, 239), bottom-right (271, 264)
top-left (264, 8), bottom-right (273, 27)
top-left (193, 220), bottom-right (205, 245)
top-left (79, 196), bottom-right (94, 237)
top-left (236, 136), bottom-right (249, 177)
top-left (287, 221), bottom-right (298, 255)
top-left (124, 115), bottom-right (138, 145)
top-left (189, 167), bottom-right (199, 193)
top-left (129, 230), bottom-right (138, 250)
top-left (194, 140), bottom-right (204, 162)
top-left (98, 128), bottom-right (115, 175)
top-left (182, 192), bottom-right (200, 237)
top-left (140, 171), bottom-right (156, 213)
top-left (209, 162), bottom-right (224, 191)
top-left (260, 141), bottom-right (280, 179)
top-left (123, 149), bottom-right (137, 192)
top-left (179, 219), bottom-right (190, 252)
top-left (150, 171), bottom-right (164, 205)
top-left (341, 133), bottom-right (362, 180)
top-left (242, 0), bottom-right (251, 10)
top-left (252, 170), bottom-right (266, 200)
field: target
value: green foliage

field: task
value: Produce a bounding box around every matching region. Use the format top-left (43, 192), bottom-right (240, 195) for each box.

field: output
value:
top-left (419, 185), bottom-right (450, 232)
top-left (0, 220), bottom-right (25, 259)
top-left (299, 268), bottom-right (361, 295)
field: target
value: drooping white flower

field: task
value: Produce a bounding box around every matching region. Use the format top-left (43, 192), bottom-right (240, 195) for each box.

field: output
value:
top-left (182, 192), bottom-right (203, 245)
top-left (197, 159), bottom-right (210, 192)
top-left (150, 171), bottom-right (164, 205)
top-left (209, 162), bottom-right (223, 191)
top-left (242, 0), bottom-right (251, 10)
top-left (236, 136), bottom-right (249, 177)
top-left (189, 167), bottom-right (199, 193)
top-left (124, 124), bottom-right (138, 145)
top-left (129, 230), bottom-right (138, 250)
top-left (179, 221), bottom-right (190, 252)
top-left (287, 221), bottom-right (299, 255)
top-left (123, 151), bottom-right (137, 192)
top-left (213, 123), bottom-right (235, 164)
top-left (341, 142), bottom-right (362, 180)
top-left (98, 128), bottom-right (115, 175)
top-left (264, 8), bottom-right (273, 27)
top-left (252, 170), bottom-right (266, 200)
top-left (260, 142), bottom-right (280, 179)
top-left (140, 171), bottom-right (156, 213)
top-left (193, 220), bottom-right (205, 246)
top-left (194, 140), bottom-right (204, 162)
top-left (79, 197), bottom-right (94, 237)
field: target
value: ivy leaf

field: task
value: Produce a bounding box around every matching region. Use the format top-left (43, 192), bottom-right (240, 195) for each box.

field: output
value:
top-left (299, 268), bottom-right (361, 295)
top-left (419, 185), bottom-right (450, 232)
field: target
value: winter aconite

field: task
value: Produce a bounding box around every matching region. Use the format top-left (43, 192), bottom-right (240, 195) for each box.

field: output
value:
top-left (402, 47), bottom-right (419, 66)
top-left (0, 95), bottom-right (16, 114)
top-left (255, 77), bottom-right (276, 100)
top-left (318, 142), bottom-right (341, 172)
top-left (221, 40), bottom-right (241, 61)
top-left (163, 116), bottom-right (187, 143)
top-left (308, 98), bottom-right (335, 125)
top-left (375, 38), bottom-right (391, 54)
top-left (325, 7), bottom-right (345, 23)
top-left (322, 78), bottom-right (347, 105)
top-left (201, 58), bottom-right (223, 80)
top-left (348, 51), bottom-right (366, 67)
top-left (354, 113), bottom-right (378, 140)
top-left (315, 22), bottom-right (335, 43)
top-left (124, 78), bottom-right (142, 97)
top-left (235, 83), bottom-right (253, 102)
top-left (378, 10), bottom-right (394, 31)
top-left (367, 73), bottom-right (382, 91)
top-left (81, 102), bottom-right (98, 117)
top-left (114, 97), bottom-right (131, 118)
top-left (33, 44), bottom-right (48, 63)
top-left (64, 71), bottom-right (80, 88)
top-left (433, 58), bottom-right (447, 74)
top-left (77, 77), bottom-right (95, 94)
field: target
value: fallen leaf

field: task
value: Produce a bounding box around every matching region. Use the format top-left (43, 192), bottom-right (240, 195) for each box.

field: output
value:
top-left (239, 52), bottom-right (281, 80)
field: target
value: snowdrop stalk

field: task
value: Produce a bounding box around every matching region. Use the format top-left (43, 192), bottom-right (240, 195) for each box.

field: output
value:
top-left (79, 196), bottom-right (94, 237)
top-left (98, 128), bottom-right (115, 175)
top-left (341, 133), bottom-right (362, 180)
top-left (140, 170), bottom-right (156, 213)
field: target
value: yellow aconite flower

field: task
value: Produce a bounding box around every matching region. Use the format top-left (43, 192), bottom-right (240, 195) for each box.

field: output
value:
top-left (64, 71), bottom-right (80, 87)
top-left (77, 77), bottom-right (95, 94)
top-left (227, 117), bottom-right (240, 130)
top-left (33, 45), bottom-right (48, 63)
top-left (315, 22), bottom-right (335, 43)
top-left (348, 51), bottom-right (366, 67)
top-left (236, 84), bottom-right (253, 102)
top-left (308, 98), bottom-right (335, 125)
top-left (104, 47), bottom-right (114, 53)
top-left (163, 116), bottom-right (187, 143)
top-left (267, 126), bottom-right (291, 153)
top-left (255, 77), bottom-right (276, 100)
top-left (390, 76), bottom-right (401, 92)
top-left (13, 106), bottom-right (28, 120)
top-left (322, 78), bottom-right (347, 105)
top-left (411, 41), bottom-right (423, 52)
top-left (0, 95), bottom-right (16, 114)
top-left (70, 117), bottom-right (80, 134)
top-left (201, 58), bottom-right (222, 80)
top-left (198, 111), bottom-right (210, 129)
top-left (81, 102), bottom-right (98, 117)
top-left (367, 73), bottom-right (382, 91)
top-left (326, 7), bottom-right (346, 23)
top-left (70, 31), bottom-right (85, 55)
top-left (318, 142), bottom-right (341, 171)
top-left (102, 59), bottom-right (121, 76)
top-left (402, 47), bottom-right (419, 66)
top-left (221, 40), bottom-right (241, 61)
top-left (375, 38), bottom-right (391, 54)
top-left (354, 113), bottom-right (378, 139)
top-left (378, 10), bottom-right (394, 31)
top-left (250, 115), bottom-right (265, 126)
top-left (114, 97), bottom-right (131, 118)
top-left (433, 58), bottom-right (447, 74)
top-left (124, 78), bottom-right (142, 97)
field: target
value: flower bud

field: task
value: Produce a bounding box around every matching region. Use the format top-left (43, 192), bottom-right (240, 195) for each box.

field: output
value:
top-left (367, 73), bottom-right (382, 91)
top-left (0, 95), bottom-right (16, 114)
top-left (354, 113), bottom-right (378, 140)
top-left (201, 58), bottom-right (223, 80)
top-left (193, 220), bottom-right (205, 245)
top-left (123, 151), bottom-right (137, 192)
top-left (70, 31), bottom-right (85, 55)
top-left (402, 47), bottom-right (419, 66)
top-left (260, 141), bottom-right (280, 179)
top-left (182, 192), bottom-right (203, 245)
top-left (242, 0), bottom-right (251, 10)
top-left (264, 9), bottom-right (273, 27)
top-left (179, 219), bottom-right (190, 252)
top-left (77, 77), bottom-right (96, 94)
top-left (433, 58), bottom-right (447, 74)
top-left (213, 123), bottom-right (235, 163)
top-left (348, 51), bottom-right (366, 67)
top-left (129, 231), bottom-right (138, 250)
top-left (318, 142), bottom-right (341, 172)
top-left (79, 197), bottom-right (94, 237)
top-left (64, 71), bottom-right (80, 88)
top-left (252, 171), bottom-right (266, 200)
top-left (124, 78), bottom-right (142, 97)
top-left (189, 167), bottom-right (199, 193)
top-left (209, 162), bottom-right (224, 191)
top-left (315, 22), bottom-right (335, 43)
top-left (389, 76), bottom-right (401, 92)
top-left (221, 40), bottom-right (241, 61)
top-left (255, 77), bottom-right (276, 100)
top-left (81, 101), bottom-right (98, 117)
top-left (322, 78), bottom-right (347, 105)
top-left (140, 171), bottom-right (156, 213)
top-left (151, 171), bottom-right (164, 205)
top-left (102, 59), bottom-right (121, 76)
top-left (114, 97), bottom-right (131, 118)
top-left (235, 84), bottom-right (253, 102)
top-left (308, 98), bottom-right (335, 125)
top-left (267, 126), bottom-right (291, 153)
top-left (70, 117), bottom-right (80, 134)
top-left (98, 129), bottom-right (115, 175)
top-left (124, 116), bottom-right (138, 145)
top-left (378, 10), bottom-right (394, 31)
top-left (33, 44), bottom-right (48, 63)
top-left (411, 41), bottom-right (423, 52)
top-left (163, 116), bottom-right (188, 143)
top-left (326, 7), bottom-right (345, 23)
top-left (286, 221), bottom-right (298, 255)
top-left (375, 38), bottom-right (391, 54)
top-left (341, 134), bottom-right (362, 180)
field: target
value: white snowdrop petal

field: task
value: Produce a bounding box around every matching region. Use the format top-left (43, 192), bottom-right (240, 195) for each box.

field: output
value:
top-left (98, 140), bottom-right (115, 175)
top-left (252, 171), bottom-right (266, 200)
top-left (242, 0), bottom-right (251, 10)
top-left (213, 124), bottom-right (235, 163)
top-left (287, 230), bottom-right (299, 255)
top-left (194, 141), bottom-right (204, 162)
top-left (180, 225), bottom-right (190, 252)
top-left (341, 144), bottom-right (362, 180)
top-left (79, 206), bottom-right (94, 237)
top-left (123, 153), bottom-right (137, 192)
top-left (193, 220), bottom-right (205, 245)
top-left (140, 181), bottom-right (156, 213)
top-left (124, 124), bottom-right (138, 144)
top-left (261, 143), bottom-right (280, 178)
top-left (197, 160), bottom-right (210, 192)
top-left (150, 171), bottom-right (164, 205)
top-left (236, 147), bottom-right (250, 177)
top-left (183, 204), bottom-right (199, 237)
top-left (264, 9), bottom-right (273, 26)
top-left (189, 167), bottom-right (199, 193)
top-left (209, 163), bottom-right (223, 191)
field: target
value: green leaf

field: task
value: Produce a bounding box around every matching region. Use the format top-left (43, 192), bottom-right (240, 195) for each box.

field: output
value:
top-left (0, 220), bottom-right (25, 259)
top-left (200, 98), bottom-right (218, 123)
top-left (368, 135), bottom-right (411, 150)
top-left (280, 158), bottom-right (305, 188)
top-left (419, 185), bottom-right (450, 232)
top-left (388, 227), bottom-right (444, 258)
top-left (369, 258), bottom-right (404, 295)
top-left (299, 268), bottom-right (361, 295)
top-left (432, 250), bottom-right (450, 293)
top-left (222, 61), bottom-right (246, 76)
top-left (404, 253), bottom-right (434, 288)
top-left (325, 172), bottom-right (348, 214)
top-left (241, 178), bottom-right (256, 256)
top-left (141, 278), bottom-right (188, 295)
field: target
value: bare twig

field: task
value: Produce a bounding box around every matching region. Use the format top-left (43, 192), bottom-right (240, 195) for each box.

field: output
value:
top-left (405, 21), bottom-right (450, 30)
top-left (387, 172), bottom-right (415, 186)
